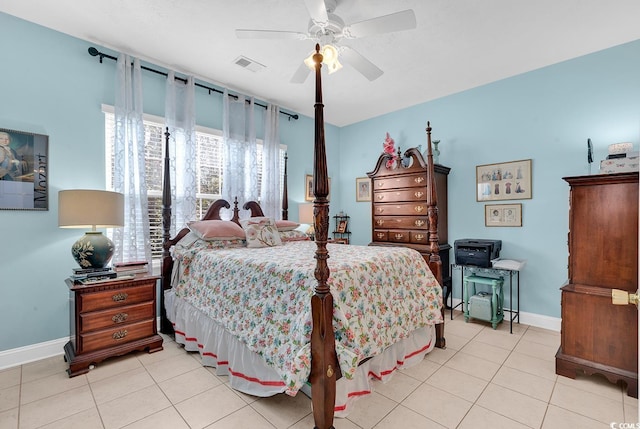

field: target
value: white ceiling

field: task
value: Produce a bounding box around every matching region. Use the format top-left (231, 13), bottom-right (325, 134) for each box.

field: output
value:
top-left (2, 0), bottom-right (640, 126)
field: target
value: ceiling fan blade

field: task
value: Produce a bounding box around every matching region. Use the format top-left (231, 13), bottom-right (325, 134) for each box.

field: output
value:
top-left (303, 0), bottom-right (329, 24)
top-left (236, 29), bottom-right (308, 40)
top-left (344, 9), bottom-right (416, 38)
top-left (340, 46), bottom-right (383, 81)
top-left (290, 62), bottom-right (312, 84)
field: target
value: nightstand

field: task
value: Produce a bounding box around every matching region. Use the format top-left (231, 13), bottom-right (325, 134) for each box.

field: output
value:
top-left (64, 274), bottom-right (164, 377)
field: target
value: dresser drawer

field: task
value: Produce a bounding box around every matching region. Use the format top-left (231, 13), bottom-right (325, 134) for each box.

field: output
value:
top-left (374, 187), bottom-right (428, 203)
top-left (79, 319), bottom-right (155, 353)
top-left (79, 283), bottom-right (155, 313)
top-left (387, 230), bottom-right (411, 243)
top-left (373, 216), bottom-right (428, 230)
top-left (410, 231), bottom-right (429, 244)
top-left (373, 202), bottom-right (427, 216)
top-left (374, 173), bottom-right (426, 190)
top-left (80, 301), bottom-right (154, 333)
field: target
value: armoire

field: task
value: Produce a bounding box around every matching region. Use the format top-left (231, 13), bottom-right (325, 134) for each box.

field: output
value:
top-left (555, 171), bottom-right (638, 397)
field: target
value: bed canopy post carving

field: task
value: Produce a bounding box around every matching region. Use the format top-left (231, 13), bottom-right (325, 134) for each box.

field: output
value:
top-left (425, 122), bottom-right (445, 348)
top-left (309, 44), bottom-right (337, 429)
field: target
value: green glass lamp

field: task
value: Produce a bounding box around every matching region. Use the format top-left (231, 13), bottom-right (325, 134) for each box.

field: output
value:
top-left (58, 189), bottom-right (124, 268)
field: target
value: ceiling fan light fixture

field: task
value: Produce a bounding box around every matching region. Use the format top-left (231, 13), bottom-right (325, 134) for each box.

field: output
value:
top-left (327, 58), bottom-right (343, 74)
top-left (304, 44), bottom-right (342, 73)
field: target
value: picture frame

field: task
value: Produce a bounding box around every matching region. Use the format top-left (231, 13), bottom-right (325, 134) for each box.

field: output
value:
top-left (485, 203), bottom-right (522, 227)
top-left (0, 128), bottom-right (48, 210)
top-left (476, 159), bottom-right (532, 201)
top-left (305, 174), bottom-right (331, 201)
top-left (355, 177), bottom-right (371, 202)
top-left (337, 219), bottom-right (348, 233)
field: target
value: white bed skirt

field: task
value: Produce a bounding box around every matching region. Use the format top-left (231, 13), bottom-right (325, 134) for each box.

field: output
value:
top-left (165, 289), bottom-right (436, 417)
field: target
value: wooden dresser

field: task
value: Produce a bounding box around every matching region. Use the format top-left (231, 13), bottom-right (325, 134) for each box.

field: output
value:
top-left (367, 148), bottom-right (451, 289)
top-left (555, 172), bottom-right (638, 397)
top-left (64, 274), bottom-right (164, 377)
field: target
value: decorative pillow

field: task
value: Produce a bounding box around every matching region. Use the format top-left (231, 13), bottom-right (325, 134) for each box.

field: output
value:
top-left (276, 219), bottom-right (300, 232)
top-left (188, 220), bottom-right (246, 241)
top-left (280, 230), bottom-right (311, 242)
top-left (240, 217), bottom-right (283, 248)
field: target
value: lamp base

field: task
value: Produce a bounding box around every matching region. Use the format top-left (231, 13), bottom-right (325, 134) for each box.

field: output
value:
top-left (72, 231), bottom-right (115, 268)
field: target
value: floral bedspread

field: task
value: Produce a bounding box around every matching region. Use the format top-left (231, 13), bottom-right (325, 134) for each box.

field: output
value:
top-left (172, 240), bottom-right (443, 394)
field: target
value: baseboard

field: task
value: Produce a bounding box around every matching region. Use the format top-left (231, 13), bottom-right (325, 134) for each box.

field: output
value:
top-left (449, 298), bottom-right (561, 332)
top-left (0, 318), bottom-right (164, 371)
top-left (0, 337), bottom-right (67, 371)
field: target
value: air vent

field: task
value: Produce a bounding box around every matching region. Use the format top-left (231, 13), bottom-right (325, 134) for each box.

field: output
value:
top-left (234, 56), bottom-right (265, 73)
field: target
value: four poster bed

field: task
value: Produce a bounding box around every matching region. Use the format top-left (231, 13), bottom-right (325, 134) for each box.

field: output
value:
top-left (160, 46), bottom-right (445, 429)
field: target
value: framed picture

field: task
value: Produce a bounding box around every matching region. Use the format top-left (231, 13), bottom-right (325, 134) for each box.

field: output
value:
top-left (476, 159), bottom-right (532, 201)
top-left (0, 128), bottom-right (48, 210)
top-left (485, 203), bottom-right (522, 227)
top-left (337, 219), bottom-right (348, 233)
top-left (355, 177), bottom-right (371, 202)
top-left (305, 174), bottom-right (331, 201)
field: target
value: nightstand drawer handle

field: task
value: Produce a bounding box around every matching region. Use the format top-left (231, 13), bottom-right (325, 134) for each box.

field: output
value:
top-left (112, 329), bottom-right (128, 340)
top-left (112, 293), bottom-right (128, 302)
top-left (415, 220), bottom-right (425, 227)
top-left (112, 312), bottom-right (128, 324)
top-left (414, 177), bottom-right (425, 184)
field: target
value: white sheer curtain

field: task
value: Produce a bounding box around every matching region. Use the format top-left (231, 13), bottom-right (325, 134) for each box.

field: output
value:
top-left (260, 104), bottom-right (281, 218)
top-left (112, 54), bottom-right (151, 264)
top-left (165, 71), bottom-right (197, 233)
top-left (222, 89), bottom-right (259, 219)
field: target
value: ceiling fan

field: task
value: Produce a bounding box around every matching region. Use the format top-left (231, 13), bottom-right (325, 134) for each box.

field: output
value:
top-left (235, 0), bottom-right (417, 83)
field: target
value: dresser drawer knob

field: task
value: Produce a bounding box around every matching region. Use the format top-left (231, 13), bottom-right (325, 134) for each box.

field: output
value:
top-left (395, 233), bottom-right (404, 239)
top-left (377, 233), bottom-right (385, 239)
top-left (377, 181), bottom-right (384, 187)
top-left (415, 220), bottom-right (425, 227)
top-left (415, 234), bottom-right (425, 240)
top-left (377, 194), bottom-right (384, 200)
top-left (112, 292), bottom-right (128, 302)
top-left (414, 191), bottom-right (424, 198)
top-left (414, 177), bottom-right (425, 184)
top-left (112, 312), bottom-right (128, 324)
top-left (377, 207), bottom-right (384, 213)
top-left (414, 205), bottom-right (425, 213)
top-left (376, 219), bottom-right (384, 226)
top-left (112, 329), bottom-right (128, 340)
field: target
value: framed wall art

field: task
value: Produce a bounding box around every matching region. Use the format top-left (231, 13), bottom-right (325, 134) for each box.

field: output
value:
top-left (355, 177), bottom-right (371, 202)
top-left (305, 174), bottom-right (331, 201)
top-left (485, 203), bottom-right (522, 227)
top-left (0, 128), bottom-right (48, 210)
top-left (476, 159), bottom-right (532, 201)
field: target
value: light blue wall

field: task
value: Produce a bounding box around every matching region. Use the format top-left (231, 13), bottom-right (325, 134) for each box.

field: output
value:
top-left (337, 39), bottom-right (640, 318)
top-left (0, 12), bottom-right (339, 351)
top-left (1, 11), bottom-right (638, 351)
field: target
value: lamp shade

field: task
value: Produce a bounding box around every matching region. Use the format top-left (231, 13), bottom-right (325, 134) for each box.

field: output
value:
top-left (59, 190), bottom-right (124, 229)
top-left (58, 190), bottom-right (124, 268)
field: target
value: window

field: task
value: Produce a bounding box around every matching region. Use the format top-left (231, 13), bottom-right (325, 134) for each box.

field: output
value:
top-left (104, 109), bottom-right (286, 260)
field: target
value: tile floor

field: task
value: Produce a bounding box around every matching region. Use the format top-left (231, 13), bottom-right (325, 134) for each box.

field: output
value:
top-left (0, 312), bottom-right (637, 428)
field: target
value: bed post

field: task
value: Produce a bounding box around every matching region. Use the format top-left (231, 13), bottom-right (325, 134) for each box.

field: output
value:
top-left (282, 153), bottom-right (289, 220)
top-left (425, 122), bottom-right (446, 348)
top-left (309, 44), bottom-right (337, 429)
top-left (160, 127), bottom-right (174, 335)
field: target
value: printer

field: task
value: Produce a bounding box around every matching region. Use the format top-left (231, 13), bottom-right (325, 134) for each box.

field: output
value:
top-left (454, 239), bottom-right (502, 268)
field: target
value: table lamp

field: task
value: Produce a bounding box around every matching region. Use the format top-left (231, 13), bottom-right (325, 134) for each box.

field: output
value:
top-left (298, 203), bottom-right (315, 240)
top-left (58, 189), bottom-right (124, 268)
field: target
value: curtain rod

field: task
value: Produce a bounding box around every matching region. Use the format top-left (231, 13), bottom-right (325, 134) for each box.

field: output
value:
top-left (88, 47), bottom-right (299, 121)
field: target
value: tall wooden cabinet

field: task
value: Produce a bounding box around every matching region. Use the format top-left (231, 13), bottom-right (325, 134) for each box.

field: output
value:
top-left (367, 148), bottom-right (451, 291)
top-left (555, 172), bottom-right (638, 397)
